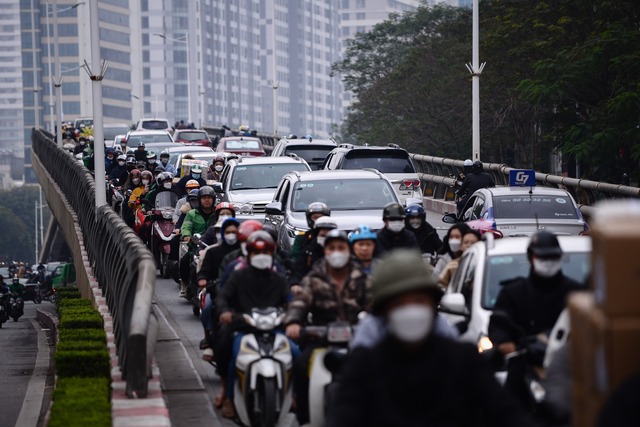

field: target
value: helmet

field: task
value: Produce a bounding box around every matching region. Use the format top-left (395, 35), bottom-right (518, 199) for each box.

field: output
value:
top-left (349, 225), bottom-right (377, 244)
top-left (187, 189), bottom-right (200, 200)
top-left (146, 151), bottom-right (157, 159)
top-left (185, 179), bottom-right (200, 190)
top-left (141, 170), bottom-right (153, 181)
top-left (106, 147), bottom-right (115, 154)
top-left (383, 202), bottom-right (405, 220)
top-left (246, 230), bottom-right (275, 254)
top-left (129, 169), bottom-right (141, 179)
top-left (137, 141), bottom-right (145, 147)
top-left (197, 186), bottom-right (215, 199)
top-left (472, 160), bottom-right (483, 172)
top-left (314, 216), bottom-right (338, 230)
top-left (155, 172), bottom-right (165, 187)
top-left (463, 159), bottom-right (473, 167)
top-left (405, 204), bottom-right (426, 220)
top-left (305, 202), bottom-right (330, 228)
top-left (117, 154), bottom-right (126, 161)
top-left (136, 161), bottom-right (147, 170)
top-left (215, 202), bottom-right (235, 214)
top-left (238, 220), bottom-right (264, 242)
top-left (154, 165), bottom-right (166, 173)
top-left (527, 231), bottom-right (563, 258)
top-left (324, 229), bottom-right (349, 246)
top-left (191, 164), bottom-right (203, 174)
top-left (160, 150), bottom-right (170, 159)
top-left (371, 249), bottom-right (443, 313)
top-left (212, 155), bottom-right (225, 165)
top-left (262, 223), bottom-right (278, 242)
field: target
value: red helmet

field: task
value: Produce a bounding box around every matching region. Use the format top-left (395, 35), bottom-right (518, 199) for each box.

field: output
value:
top-left (141, 170), bottom-right (153, 181)
top-left (215, 202), bottom-right (235, 214)
top-left (238, 220), bottom-right (263, 242)
top-left (129, 169), bottom-right (142, 179)
top-left (245, 230), bottom-right (275, 254)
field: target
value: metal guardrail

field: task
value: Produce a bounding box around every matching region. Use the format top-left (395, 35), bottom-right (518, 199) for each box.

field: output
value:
top-left (31, 128), bottom-right (157, 398)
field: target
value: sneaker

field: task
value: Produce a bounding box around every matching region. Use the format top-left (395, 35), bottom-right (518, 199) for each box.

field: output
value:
top-left (179, 281), bottom-right (188, 298)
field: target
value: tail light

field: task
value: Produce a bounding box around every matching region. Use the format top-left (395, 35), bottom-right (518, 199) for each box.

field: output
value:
top-left (401, 178), bottom-right (421, 190)
top-left (403, 179), bottom-right (412, 188)
top-left (412, 179), bottom-right (421, 188)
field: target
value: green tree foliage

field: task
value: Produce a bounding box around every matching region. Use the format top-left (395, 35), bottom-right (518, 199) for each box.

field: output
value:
top-left (334, 0), bottom-right (640, 182)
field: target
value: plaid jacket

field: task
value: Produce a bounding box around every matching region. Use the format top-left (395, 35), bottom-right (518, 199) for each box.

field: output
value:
top-left (285, 259), bottom-right (372, 326)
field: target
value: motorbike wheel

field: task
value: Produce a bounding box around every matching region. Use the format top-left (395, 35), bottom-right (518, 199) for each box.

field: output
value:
top-left (257, 377), bottom-right (278, 427)
top-left (160, 252), bottom-right (170, 279)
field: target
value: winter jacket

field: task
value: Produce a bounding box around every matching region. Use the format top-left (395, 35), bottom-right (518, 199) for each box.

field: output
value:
top-left (108, 165), bottom-right (128, 186)
top-left (217, 266), bottom-right (289, 316)
top-left (176, 174), bottom-right (207, 197)
top-left (327, 335), bottom-right (534, 427)
top-left (173, 196), bottom-right (188, 223)
top-left (374, 227), bottom-right (419, 256)
top-left (289, 237), bottom-right (324, 286)
top-left (180, 207), bottom-right (216, 238)
top-left (285, 259), bottom-right (371, 326)
top-left (409, 222), bottom-right (442, 254)
top-left (488, 271), bottom-right (584, 348)
top-left (128, 184), bottom-right (146, 210)
top-left (160, 161), bottom-right (177, 176)
top-left (458, 171), bottom-right (495, 198)
top-left (134, 149), bottom-right (148, 162)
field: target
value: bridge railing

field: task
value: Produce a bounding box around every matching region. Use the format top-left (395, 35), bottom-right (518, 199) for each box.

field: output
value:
top-left (31, 129), bottom-right (157, 398)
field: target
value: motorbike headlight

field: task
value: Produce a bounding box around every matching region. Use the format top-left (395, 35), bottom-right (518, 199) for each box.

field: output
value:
top-left (162, 210), bottom-right (173, 220)
top-left (241, 339), bottom-right (260, 354)
top-left (274, 339), bottom-right (290, 353)
top-left (477, 335), bottom-right (494, 353)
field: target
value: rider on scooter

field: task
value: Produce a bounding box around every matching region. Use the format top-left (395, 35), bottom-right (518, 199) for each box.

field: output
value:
top-left (456, 160), bottom-right (495, 214)
top-left (9, 276), bottom-right (25, 297)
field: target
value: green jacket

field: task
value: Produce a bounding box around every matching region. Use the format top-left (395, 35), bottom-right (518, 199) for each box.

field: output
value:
top-left (181, 208), bottom-right (216, 238)
top-left (9, 282), bottom-right (25, 295)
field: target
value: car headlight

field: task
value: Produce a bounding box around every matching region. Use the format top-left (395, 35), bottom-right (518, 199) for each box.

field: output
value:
top-left (477, 335), bottom-right (493, 353)
top-left (234, 203), bottom-right (253, 215)
top-left (285, 223), bottom-right (307, 239)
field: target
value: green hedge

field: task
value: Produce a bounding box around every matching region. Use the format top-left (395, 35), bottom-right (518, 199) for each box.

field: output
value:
top-left (57, 340), bottom-right (109, 353)
top-left (49, 378), bottom-right (111, 427)
top-left (58, 328), bottom-right (107, 344)
top-left (58, 306), bottom-right (100, 322)
top-left (54, 349), bottom-right (111, 379)
top-left (57, 298), bottom-right (93, 308)
top-left (58, 312), bottom-right (104, 330)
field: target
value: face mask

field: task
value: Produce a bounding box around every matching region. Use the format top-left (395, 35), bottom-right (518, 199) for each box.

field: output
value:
top-left (532, 258), bottom-right (562, 278)
top-left (219, 215), bottom-right (232, 223)
top-left (448, 238), bottom-right (461, 253)
top-left (316, 236), bottom-right (326, 247)
top-left (387, 220), bottom-right (405, 233)
top-left (409, 219), bottom-right (422, 229)
top-left (148, 159), bottom-right (156, 164)
top-left (192, 173), bottom-right (201, 179)
top-left (189, 200), bottom-right (199, 209)
top-left (118, 161), bottom-right (125, 166)
top-left (388, 304), bottom-right (434, 343)
top-left (163, 182), bottom-right (172, 189)
top-left (161, 159), bottom-right (168, 165)
top-left (80, 140), bottom-right (86, 145)
top-left (326, 251), bottom-right (350, 269)
top-left (107, 156), bottom-right (114, 160)
top-left (132, 178), bottom-right (140, 185)
top-left (250, 254), bottom-right (272, 270)
top-left (142, 179), bottom-right (150, 185)
top-left (224, 233), bottom-right (238, 245)
top-left (214, 165), bottom-right (223, 172)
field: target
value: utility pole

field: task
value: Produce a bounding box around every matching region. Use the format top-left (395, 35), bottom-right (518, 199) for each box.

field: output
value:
top-left (271, 0), bottom-right (279, 137)
top-left (465, 0), bottom-right (485, 161)
top-left (53, 0), bottom-right (63, 147)
top-left (31, 0), bottom-right (39, 129)
top-left (34, 201), bottom-right (38, 263)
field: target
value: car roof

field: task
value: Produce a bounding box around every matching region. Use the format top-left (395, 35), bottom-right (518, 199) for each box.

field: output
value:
top-left (288, 169), bottom-right (386, 181)
top-left (228, 156), bottom-right (308, 165)
top-left (128, 130), bottom-right (171, 135)
top-left (174, 129), bottom-right (207, 133)
top-left (278, 138), bottom-right (336, 146)
top-left (166, 146), bottom-right (212, 153)
top-left (220, 136), bottom-right (261, 142)
top-left (484, 186), bottom-right (573, 197)
top-left (480, 235), bottom-right (591, 256)
top-left (332, 143), bottom-right (407, 152)
top-left (138, 117), bottom-right (170, 122)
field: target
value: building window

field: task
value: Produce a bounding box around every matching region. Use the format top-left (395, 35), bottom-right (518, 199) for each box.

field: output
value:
top-left (356, 12), bottom-right (365, 19)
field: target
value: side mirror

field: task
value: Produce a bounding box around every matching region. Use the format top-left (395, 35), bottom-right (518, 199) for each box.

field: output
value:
top-left (439, 293), bottom-right (468, 316)
top-left (212, 182), bottom-right (223, 193)
top-left (442, 213), bottom-right (458, 224)
top-left (265, 202), bottom-right (284, 216)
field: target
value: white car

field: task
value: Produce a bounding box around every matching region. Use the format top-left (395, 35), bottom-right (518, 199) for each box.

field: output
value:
top-left (135, 118), bottom-right (173, 134)
top-left (439, 234), bottom-right (591, 352)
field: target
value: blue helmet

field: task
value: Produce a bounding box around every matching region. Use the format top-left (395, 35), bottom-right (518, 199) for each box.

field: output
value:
top-left (405, 204), bottom-right (426, 220)
top-left (349, 225), bottom-right (377, 244)
top-left (187, 189), bottom-right (200, 200)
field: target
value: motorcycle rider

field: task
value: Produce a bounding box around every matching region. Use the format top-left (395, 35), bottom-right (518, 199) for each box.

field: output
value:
top-left (405, 204), bottom-right (442, 255)
top-left (285, 229), bottom-right (371, 425)
top-left (327, 249), bottom-right (534, 427)
top-left (290, 202), bottom-right (331, 263)
top-left (375, 202), bottom-right (419, 256)
top-left (457, 160), bottom-right (495, 214)
top-left (216, 220), bottom-right (265, 289)
top-left (108, 154), bottom-right (129, 187)
top-left (172, 180), bottom-right (201, 224)
top-left (438, 228), bottom-right (480, 288)
top-left (433, 223), bottom-right (470, 276)
top-left (145, 151), bottom-right (159, 172)
top-left (0, 275), bottom-right (7, 295)
top-left (142, 172), bottom-right (177, 211)
top-left (290, 216), bottom-right (338, 289)
top-left (215, 231), bottom-right (292, 418)
top-left (134, 141), bottom-right (148, 162)
top-left (105, 148), bottom-right (116, 174)
top-left (73, 136), bottom-right (88, 155)
top-left (159, 150), bottom-right (178, 176)
top-left (9, 276), bottom-right (25, 297)
top-left (349, 225), bottom-right (378, 274)
top-left (176, 164), bottom-right (206, 197)
top-left (201, 202), bottom-right (236, 246)
top-left (179, 186), bottom-right (218, 297)
top-left (207, 155), bottom-right (226, 181)
top-left (488, 231), bottom-right (584, 403)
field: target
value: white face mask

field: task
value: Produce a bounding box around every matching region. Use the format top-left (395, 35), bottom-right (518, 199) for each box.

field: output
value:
top-left (214, 165), bottom-right (223, 172)
top-left (326, 251), bottom-right (350, 269)
top-left (448, 238), bottom-right (461, 253)
top-left (409, 219), bottom-right (422, 229)
top-left (142, 179), bottom-right (150, 185)
top-left (161, 159), bottom-right (168, 165)
top-left (117, 160), bottom-right (125, 166)
top-left (192, 173), bottom-right (201, 179)
top-left (163, 182), bottom-right (172, 189)
top-left (388, 304), bottom-right (434, 343)
top-left (148, 159), bottom-right (156, 164)
top-left (532, 258), bottom-right (562, 278)
top-left (316, 236), bottom-right (326, 247)
top-left (224, 233), bottom-right (237, 245)
top-left (387, 220), bottom-right (405, 233)
top-left (250, 254), bottom-right (272, 270)
top-left (132, 178), bottom-right (140, 185)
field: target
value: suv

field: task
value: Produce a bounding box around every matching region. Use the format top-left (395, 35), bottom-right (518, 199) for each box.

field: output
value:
top-left (322, 143), bottom-right (422, 205)
top-left (213, 156), bottom-right (311, 221)
top-left (173, 129), bottom-right (211, 146)
top-left (264, 169), bottom-right (401, 253)
top-left (215, 136), bottom-right (266, 157)
top-left (439, 234), bottom-right (590, 350)
top-left (271, 136), bottom-right (337, 170)
top-left (135, 118), bottom-right (173, 134)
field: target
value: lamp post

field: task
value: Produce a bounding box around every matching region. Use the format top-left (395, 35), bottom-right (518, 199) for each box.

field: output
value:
top-left (465, 0), bottom-right (485, 161)
top-left (153, 33), bottom-right (193, 125)
top-left (271, 0), bottom-right (279, 137)
top-left (30, 0), bottom-right (39, 129)
top-left (131, 94), bottom-right (159, 119)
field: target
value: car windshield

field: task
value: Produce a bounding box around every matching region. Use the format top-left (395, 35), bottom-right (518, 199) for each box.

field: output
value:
top-left (128, 134), bottom-right (173, 144)
top-left (291, 178), bottom-right (398, 211)
top-left (177, 131), bottom-right (208, 142)
top-left (230, 163), bottom-right (309, 190)
top-left (284, 145), bottom-right (334, 169)
top-left (481, 252), bottom-right (590, 309)
top-left (340, 150), bottom-right (415, 174)
top-left (104, 126), bottom-right (130, 141)
top-left (492, 195), bottom-right (578, 219)
top-left (224, 139), bottom-right (261, 150)
top-left (141, 120), bottom-right (170, 130)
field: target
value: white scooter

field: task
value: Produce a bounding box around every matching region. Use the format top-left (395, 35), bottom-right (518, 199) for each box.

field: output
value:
top-left (234, 307), bottom-right (293, 427)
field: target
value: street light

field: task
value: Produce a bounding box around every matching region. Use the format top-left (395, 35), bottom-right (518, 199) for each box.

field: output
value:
top-left (131, 94), bottom-right (160, 118)
top-left (153, 33), bottom-right (193, 125)
top-left (44, 1), bottom-right (84, 146)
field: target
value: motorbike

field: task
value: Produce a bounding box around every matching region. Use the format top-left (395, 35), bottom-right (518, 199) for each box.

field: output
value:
top-left (302, 322), bottom-right (354, 427)
top-left (185, 233), bottom-right (206, 316)
top-left (0, 294), bottom-right (10, 327)
top-left (108, 181), bottom-right (125, 213)
top-left (149, 192), bottom-right (178, 279)
top-left (8, 292), bottom-right (25, 322)
top-left (232, 307), bottom-right (293, 427)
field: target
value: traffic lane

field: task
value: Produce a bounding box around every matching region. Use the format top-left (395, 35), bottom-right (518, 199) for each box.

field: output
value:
top-left (0, 300), bottom-right (55, 427)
